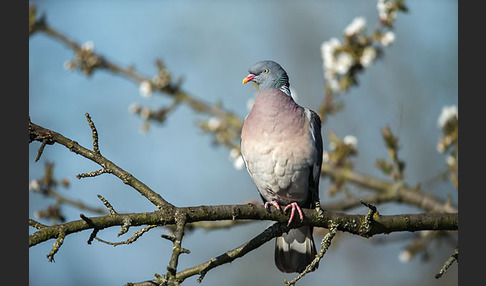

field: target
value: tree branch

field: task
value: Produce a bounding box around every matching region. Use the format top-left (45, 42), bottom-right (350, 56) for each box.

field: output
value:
top-left (29, 204), bottom-right (458, 248)
top-left (435, 247), bottom-right (458, 279)
top-left (285, 223), bottom-right (339, 285)
top-left (125, 222), bottom-right (287, 286)
top-left (165, 210), bottom-right (189, 279)
top-left (29, 118), bottom-right (173, 209)
top-left (321, 164), bottom-right (457, 213)
top-left (95, 225), bottom-right (157, 247)
top-left (178, 222), bottom-right (287, 284)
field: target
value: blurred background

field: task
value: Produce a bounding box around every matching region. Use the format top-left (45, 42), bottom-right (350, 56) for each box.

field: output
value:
top-left (29, 1), bottom-right (458, 285)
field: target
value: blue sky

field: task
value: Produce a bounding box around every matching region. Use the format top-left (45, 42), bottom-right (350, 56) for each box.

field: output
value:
top-left (29, 1), bottom-right (458, 285)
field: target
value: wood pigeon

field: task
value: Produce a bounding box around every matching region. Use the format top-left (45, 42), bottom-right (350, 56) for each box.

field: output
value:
top-left (240, 60), bottom-right (323, 273)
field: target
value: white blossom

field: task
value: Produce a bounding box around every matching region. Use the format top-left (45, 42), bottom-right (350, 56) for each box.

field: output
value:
top-left (437, 105), bottom-right (458, 128)
top-left (327, 78), bottom-right (341, 93)
top-left (139, 80), bottom-right (153, 98)
top-left (446, 155), bottom-right (456, 166)
top-left (322, 151), bottom-right (330, 163)
top-left (344, 17), bottom-right (367, 36)
top-left (81, 41), bottom-right (94, 52)
top-left (229, 148), bottom-right (240, 160)
top-left (377, 0), bottom-right (395, 21)
top-left (360, 46), bottom-right (377, 67)
top-left (377, 0), bottom-right (388, 20)
top-left (207, 117), bottom-right (222, 131)
top-left (334, 52), bottom-right (354, 75)
top-left (437, 142), bottom-right (445, 153)
top-left (232, 156), bottom-right (245, 170)
top-left (398, 250), bottom-right (412, 263)
top-left (229, 149), bottom-right (246, 170)
top-left (321, 37), bottom-right (354, 88)
top-left (321, 38), bottom-right (341, 71)
top-left (324, 70), bottom-right (334, 81)
top-left (380, 31), bottom-right (395, 46)
top-left (343, 135), bottom-right (358, 148)
top-left (29, 179), bottom-right (41, 192)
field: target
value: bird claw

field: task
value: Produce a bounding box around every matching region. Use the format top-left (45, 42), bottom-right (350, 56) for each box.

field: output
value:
top-left (284, 202), bottom-right (304, 226)
top-left (264, 201), bottom-right (281, 212)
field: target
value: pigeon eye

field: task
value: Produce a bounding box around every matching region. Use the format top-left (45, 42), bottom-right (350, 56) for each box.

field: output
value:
top-left (263, 68), bottom-right (269, 74)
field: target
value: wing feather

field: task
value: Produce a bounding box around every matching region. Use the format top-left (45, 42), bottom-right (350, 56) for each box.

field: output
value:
top-left (304, 109), bottom-right (323, 208)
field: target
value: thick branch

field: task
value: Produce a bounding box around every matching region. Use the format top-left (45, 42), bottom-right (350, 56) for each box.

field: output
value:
top-left (29, 204), bottom-right (458, 247)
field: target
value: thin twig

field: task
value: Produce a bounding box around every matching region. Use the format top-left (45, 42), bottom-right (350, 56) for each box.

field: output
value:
top-left (285, 223), bottom-right (339, 285)
top-left (29, 219), bottom-right (47, 230)
top-left (87, 228), bottom-right (99, 245)
top-left (166, 210), bottom-right (189, 278)
top-left (30, 162), bottom-right (108, 215)
top-left (161, 234), bottom-right (176, 243)
top-left (399, 230), bottom-right (436, 263)
top-left (95, 225), bottom-right (157, 246)
top-left (29, 120), bottom-right (173, 208)
top-left (35, 139), bottom-right (48, 162)
top-left (435, 247), bottom-right (458, 279)
top-left (97, 194), bottom-right (118, 215)
top-left (118, 217), bottom-right (132, 237)
top-left (359, 200), bottom-right (379, 237)
top-left (85, 113), bottom-right (100, 154)
top-left (46, 188), bottom-right (108, 215)
top-left (46, 230), bottom-right (65, 262)
top-left (179, 222), bottom-right (288, 284)
top-left (76, 168), bottom-right (112, 179)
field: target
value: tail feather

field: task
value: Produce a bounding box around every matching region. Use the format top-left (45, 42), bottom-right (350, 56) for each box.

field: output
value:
top-left (275, 226), bottom-right (318, 273)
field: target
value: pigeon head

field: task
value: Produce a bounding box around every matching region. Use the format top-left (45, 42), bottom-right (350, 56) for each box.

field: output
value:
top-left (242, 60), bottom-right (291, 95)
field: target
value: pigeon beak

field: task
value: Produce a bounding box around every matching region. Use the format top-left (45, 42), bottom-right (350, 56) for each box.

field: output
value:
top-left (242, 74), bottom-right (255, 84)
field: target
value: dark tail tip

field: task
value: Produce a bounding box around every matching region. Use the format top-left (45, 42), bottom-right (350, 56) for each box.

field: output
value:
top-left (274, 226), bottom-right (318, 273)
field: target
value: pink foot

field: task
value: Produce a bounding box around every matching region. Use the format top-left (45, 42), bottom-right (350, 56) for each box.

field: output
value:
top-left (264, 201), bottom-right (281, 211)
top-left (284, 202), bottom-right (304, 226)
